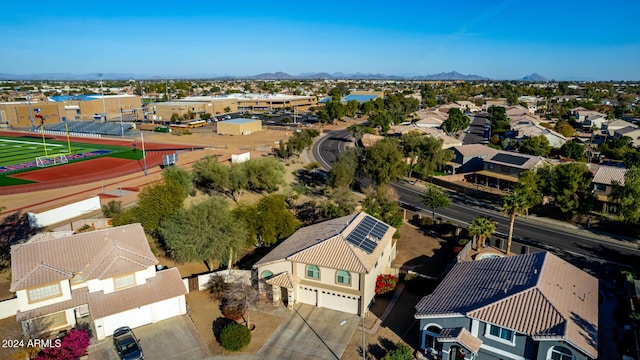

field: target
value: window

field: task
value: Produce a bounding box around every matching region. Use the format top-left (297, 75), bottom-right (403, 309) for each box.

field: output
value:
top-left (114, 274), bottom-right (136, 290)
top-left (27, 283), bottom-right (62, 302)
top-left (306, 265), bottom-right (320, 279)
top-left (336, 270), bottom-right (351, 285)
top-left (488, 163), bottom-right (495, 170)
top-left (549, 346), bottom-right (573, 360)
top-left (486, 324), bottom-right (515, 345)
top-left (261, 270), bottom-right (273, 279)
top-left (424, 325), bottom-right (442, 353)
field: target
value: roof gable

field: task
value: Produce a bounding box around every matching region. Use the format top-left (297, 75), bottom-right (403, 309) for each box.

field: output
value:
top-left (288, 235), bottom-right (368, 273)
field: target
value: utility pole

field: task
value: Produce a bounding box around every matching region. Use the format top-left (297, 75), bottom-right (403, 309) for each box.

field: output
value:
top-left (98, 73), bottom-right (107, 122)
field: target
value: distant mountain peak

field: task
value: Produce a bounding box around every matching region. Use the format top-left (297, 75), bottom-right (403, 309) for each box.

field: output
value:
top-left (522, 73), bottom-right (547, 81)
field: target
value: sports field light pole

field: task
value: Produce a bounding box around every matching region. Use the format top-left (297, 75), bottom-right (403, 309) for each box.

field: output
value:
top-left (26, 90), bottom-right (35, 130)
top-left (141, 132), bottom-right (148, 176)
top-left (98, 73), bottom-right (107, 122)
top-left (118, 95), bottom-right (124, 137)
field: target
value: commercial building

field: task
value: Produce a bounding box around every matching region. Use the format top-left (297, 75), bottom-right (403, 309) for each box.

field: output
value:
top-left (216, 118), bottom-right (262, 135)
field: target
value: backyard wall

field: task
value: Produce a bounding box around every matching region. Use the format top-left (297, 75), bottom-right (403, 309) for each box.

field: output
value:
top-left (0, 298), bottom-right (19, 320)
top-left (28, 196), bottom-right (101, 228)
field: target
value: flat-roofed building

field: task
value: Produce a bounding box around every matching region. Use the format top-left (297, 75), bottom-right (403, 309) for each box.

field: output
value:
top-left (217, 118), bottom-right (262, 135)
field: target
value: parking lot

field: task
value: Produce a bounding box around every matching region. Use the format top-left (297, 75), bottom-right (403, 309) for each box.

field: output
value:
top-left (87, 315), bottom-right (209, 360)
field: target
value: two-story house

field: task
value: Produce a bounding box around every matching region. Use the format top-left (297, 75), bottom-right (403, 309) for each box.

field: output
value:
top-left (9, 224), bottom-right (188, 340)
top-left (415, 252), bottom-right (598, 360)
top-left (589, 164), bottom-right (627, 214)
top-left (445, 144), bottom-right (498, 175)
top-left (475, 151), bottom-right (545, 190)
top-left (254, 212), bottom-right (396, 315)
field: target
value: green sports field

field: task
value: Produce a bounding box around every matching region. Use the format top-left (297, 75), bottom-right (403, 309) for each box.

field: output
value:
top-left (0, 135), bottom-right (144, 185)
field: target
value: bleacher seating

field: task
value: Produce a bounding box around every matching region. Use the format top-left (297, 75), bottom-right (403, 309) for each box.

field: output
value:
top-left (43, 121), bottom-right (137, 136)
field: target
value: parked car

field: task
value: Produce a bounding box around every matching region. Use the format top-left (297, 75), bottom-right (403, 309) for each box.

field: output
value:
top-left (113, 327), bottom-right (143, 360)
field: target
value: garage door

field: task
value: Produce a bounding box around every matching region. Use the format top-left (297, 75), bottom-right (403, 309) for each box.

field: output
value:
top-left (100, 306), bottom-right (153, 338)
top-left (298, 286), bottom-right (317, 306)
top-left (319, 291), bottom-right (359, 314)
top-left (152, 297), bottom-right (183, 322)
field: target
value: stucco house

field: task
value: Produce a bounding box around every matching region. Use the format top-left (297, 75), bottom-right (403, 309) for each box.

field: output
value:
top-left (613, 126), bottom-right (640, 148)
top-left (509, 118), bottom-right (567, 148)
top-left (254, 212), bottom-right (396, 315)
top-left (589, 164), bottom-right (627, 213)
top-left (475, 151), bottom-right (545, 190)
top-left (415, 252), bottom-right (598, 360)
top-left (445, 144), bottom-right (499, 174)
top-left (9, 224), bottom-right (188, 340)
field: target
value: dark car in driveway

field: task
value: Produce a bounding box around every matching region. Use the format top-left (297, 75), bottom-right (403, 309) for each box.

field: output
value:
top-left (113, 326), bottom-right (144, 360)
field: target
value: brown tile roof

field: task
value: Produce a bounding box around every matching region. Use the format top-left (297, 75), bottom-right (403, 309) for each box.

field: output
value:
top-left (10, 224), bottom-right (158, 292)
top-left (437, 327), bottom-right (483, 354)
top-left (453, 144), bottom-right (499, 157)
top-left (485, 151), bottom-right (544, 170)
top-left (88, 267), bottom-right (187, 319)
top-left (16, 288), bottom-right (89, 322)
top-left (592, 165), bottom-right (627, 186)
top-left (266, 272), bottom-right (300, 288)
top-left (415, 252), bottom-right (598, 358)
top-left (254, 212), bottom-right (395, 274)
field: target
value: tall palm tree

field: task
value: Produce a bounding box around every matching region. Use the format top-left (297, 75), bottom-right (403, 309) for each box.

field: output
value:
top-left (468, 216), bottom-right (496, 250)
top-left (502, 192), bottom-right (528, 255)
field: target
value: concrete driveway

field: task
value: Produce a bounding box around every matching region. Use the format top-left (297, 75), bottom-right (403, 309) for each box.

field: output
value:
top-left (87, 315), bottom-right (210, 360)
top-left (258, 304), bottom-right (360, 360)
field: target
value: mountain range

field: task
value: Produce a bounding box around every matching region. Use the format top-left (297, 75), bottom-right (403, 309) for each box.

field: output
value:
top-left (0, 71), bottom-right (547, 81)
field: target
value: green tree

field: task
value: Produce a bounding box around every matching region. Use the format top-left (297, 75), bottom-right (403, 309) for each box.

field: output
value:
top-left (441, 108), bottom-right (470, 135)
top-left (101, 200), bottom-right (123, 218)
top-left (327, 148), bottom-right (360, 189)
top-left (519, 135), bottom-right (551, 156)
top-left (382, 343), bottom-right (413, 360)
top-left (612, 167), bottom-right (640, 224)
top-left (243, 157), bottom-right (286, 193)
top-left (361, 138), bottom-right (405, 187)
top-left (224, 106), bottom-right (231, 113)
top-left (550, 162), bottom-right (593, 214)
top-left (133, 181), bottom-right (184, 233)
top-left (555, 121), bottom-right (576, 137)
top-left (502, 192), bottom-right (529, 255)
top-left (345, 99), bottom-right (359, 118)
top-left (623, 150), bottom-right (640, 168)
top-left (421, 186), bottom-right (451, 217)
top-left (162, 166), bottom-right (193, 198)
top-left (512, 170), bottom-right (542, 215)
top-left (368, 110), bottom-right (394, 134)
top-left (234, 195), bottom-right (299, 247)
top-left (361, 187), bottom-right (404, 231)
top-left (193, 156), bottom-right (230, 195)
top-left (468, 216), bottom-right (496, 249)
top-left (158, 197), bottom-right (246, 269)
top-left (560, 141), bottom-right (585, 160)
top-left (219, 322), bottom-right (251, 352)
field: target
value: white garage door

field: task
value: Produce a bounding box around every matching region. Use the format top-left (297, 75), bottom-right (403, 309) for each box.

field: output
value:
top-left (319, 291), bottom-right (359, 314)
top-left (100, 306), bottom-right (153, 338)
top-left (298, 286), bottom-right (317, 305)
top-left (152, 297), bottom-right (183, 322)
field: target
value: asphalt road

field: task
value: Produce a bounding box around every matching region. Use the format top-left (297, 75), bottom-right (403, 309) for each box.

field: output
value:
top-left (312, 129), bottom-right (640, 270)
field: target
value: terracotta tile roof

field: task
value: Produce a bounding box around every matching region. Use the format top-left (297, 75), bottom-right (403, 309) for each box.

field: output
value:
top-left (592, 165), bottom-right (627, 186)
top-left (437, 327), bottom-right (483, 354)
top-left (453, 144), bottom-right (498, 157)
top-left (415, 252), bottom-right (598, 359)
top-left (88, 268), bottom-right (187, 319)
top-left (266, 272), bottom-right (300, 288)
top-left (10, 224), bottom-right (158, 292)
top-left (16, 288), bottom-right (89, 322)
top-left (254, 212), bottom-right (395, 274)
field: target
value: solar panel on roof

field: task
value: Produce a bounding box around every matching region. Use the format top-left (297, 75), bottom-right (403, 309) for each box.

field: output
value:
top-left (345, 215), bottom-right (389, 254)
top-left (491, 153), bottom-right (529, 166)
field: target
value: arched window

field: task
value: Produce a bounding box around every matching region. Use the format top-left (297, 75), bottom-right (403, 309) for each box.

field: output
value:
top-left (306, 265), bottom-right (320, 279)
top-left (423, 324), bottom-right (442, 353)
top-left (260, 270), bottom-right (273, 279)
top-left (549, 346), bottom-right (573, 360)
top-left (336, 270), bottom-right (351, 285)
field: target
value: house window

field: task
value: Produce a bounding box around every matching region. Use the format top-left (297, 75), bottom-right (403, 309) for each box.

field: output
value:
top-left (261, 270), bottom-right (273, 279)
top-left (27, 283), bottom-right (62, 303)
top-left (488, 163), bottom-right (494, 170)
top-left (548, 346), bottom-right (573, 360)
top-left (114, 274), bottom-right (136, 290)
top-left (306, 265), bottom-right (320, 279)
top-left (486, 324), bottom-right (515, 345)
top-left (336, 270), bottom-right (351, 285)
top-left (424, 324), bottom-right (442, 353)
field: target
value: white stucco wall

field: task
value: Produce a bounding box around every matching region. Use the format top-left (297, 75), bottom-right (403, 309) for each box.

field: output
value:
top-left (17, 280), bottom-right (72, 311)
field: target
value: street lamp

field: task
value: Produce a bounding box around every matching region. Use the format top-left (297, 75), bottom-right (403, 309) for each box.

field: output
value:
top-left (340, 313), bottom-right (366, 360)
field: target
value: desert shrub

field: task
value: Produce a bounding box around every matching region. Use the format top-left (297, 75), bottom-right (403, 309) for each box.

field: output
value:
top-left (458, 238), bottom-right (470, 246)
top-left (221, 298), bottom-right (247, 320)
top-left (205, 275), bottom-right (227, 300)
top-left (219, 322), bottom-right (251, 352)
top-left (382, 343), bottom-right (413, 360)
top-left (419, 216), bottom-right (434, 227)
top-left (375, 274), bottom-right (398, 295)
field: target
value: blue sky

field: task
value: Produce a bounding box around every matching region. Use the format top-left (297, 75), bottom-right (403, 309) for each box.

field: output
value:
top-left (1, 0), bottom-right (639, 80)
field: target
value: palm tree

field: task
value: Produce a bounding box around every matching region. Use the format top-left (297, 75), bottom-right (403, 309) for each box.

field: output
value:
top-left (502, 192), bottom-right (528, 255)
top-left (468, 216), bottom-right (496, 250)
top-left (422, 186), bottom-right (451, 218)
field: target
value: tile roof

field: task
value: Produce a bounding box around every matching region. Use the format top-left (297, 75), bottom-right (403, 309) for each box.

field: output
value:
top-left (266, 272), bottom-right (300, 288)
top-left (16, 288), bottom-right (89, 322)
top-left (592, 165), bottom-right (627, 186)
top-left (415, 252), bottom-right (598, 359)
top-left (254, 212), bottom-right (395, 274)
top-left (88, 267), bottom-right (187, 319)
top-left (10, 224), bottom-right (158, 292)
top-left (453, 144), bottom-right (498, 158)
top-left (485, 151), bottom-right (543, 170)
top-left (437, 327), bottom-right (483, 354)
